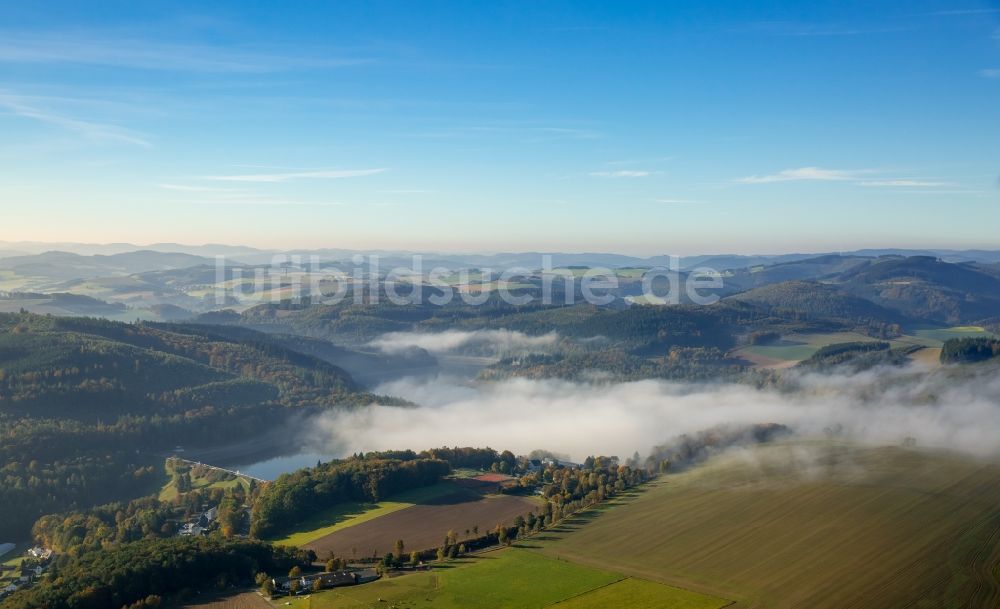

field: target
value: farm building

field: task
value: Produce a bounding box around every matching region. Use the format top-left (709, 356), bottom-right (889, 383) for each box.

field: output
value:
top-left (304, 570), bottom-right (356, 588)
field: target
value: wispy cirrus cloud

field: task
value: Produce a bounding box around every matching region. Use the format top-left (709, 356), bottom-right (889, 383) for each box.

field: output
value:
top-left (166, 191), bottom-right (346, 207)
top-left (735, 166), bottom-right (860, 183)
top-left (589, 170), bottom-right (658, 178)
top-left (982, 69), bottom-right (1000, 79)
top-left (738, 168), bottom-right (963, 190)
top-left (655, 198), bottom-right (703, 204)
top-left (0, 92), bottom-right (151, 147)
top-left (0, 31), bottom-right (373, 73)
top-left (746, 21), bottom-right (910, 37)
top-left (605, 156), bottom-right (675, 166)
top-left (159, 181), bottom-right (349, 206)
top-left (158, 183), bottom-right (246, 192)
top-left (858, 180), bottom-right (950, 188)
top-left (203, 168), bottom-right (388, 182)
top-left (399, 124), bottom-right (601, 142)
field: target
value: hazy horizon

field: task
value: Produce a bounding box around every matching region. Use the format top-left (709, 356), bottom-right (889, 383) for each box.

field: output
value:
top-left (3, 237), bottom-right (1000, 259)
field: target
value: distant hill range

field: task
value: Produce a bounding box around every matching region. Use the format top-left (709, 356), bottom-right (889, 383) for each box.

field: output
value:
top-left (3, 240), bottom-right (1000, 270)
top-left (0, 249), bottom-right (216, 281)
top-left (0, 242), bottom-right (998, 330)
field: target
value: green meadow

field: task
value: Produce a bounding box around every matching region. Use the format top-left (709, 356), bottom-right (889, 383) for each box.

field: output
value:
top-left (277, 548), bottom-right (725, 609)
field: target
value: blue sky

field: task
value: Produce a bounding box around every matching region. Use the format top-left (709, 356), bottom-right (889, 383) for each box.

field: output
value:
top-left (1, 1), bottom-right (998, 255)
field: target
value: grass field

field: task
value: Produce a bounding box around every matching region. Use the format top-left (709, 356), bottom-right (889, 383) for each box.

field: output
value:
top-left (736, 331), bottom-right (878, 365)
top-left (158, 458), bottom-right (249, 502)
top-left (551, 577), bottom-right (727, 609)
top-left (536, 442), bottom-right (1000, 609)
top-left (737, 327), bottom-right (997, 368)
top-left (276, 549), bottom-right (726, 609)
top-left (0, 543), bottom-right (28, 586)
top-left (908, 325), bottom-right (994, 345)
top-left (268, 483), bottom-right (460, 547)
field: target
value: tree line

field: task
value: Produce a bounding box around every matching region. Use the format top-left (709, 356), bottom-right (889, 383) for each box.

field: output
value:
top-left (940, 337), bottom-right (1000, 364)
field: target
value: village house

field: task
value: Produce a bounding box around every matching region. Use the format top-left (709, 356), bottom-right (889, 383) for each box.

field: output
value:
top-left (178, 506), bottom-right (219, 537)
top-left (542, 457), bottom-right (580, 469)
top-left (197, 507), bottom-right (218, 528)
top-left (178, 523), bottom-right (206, 537)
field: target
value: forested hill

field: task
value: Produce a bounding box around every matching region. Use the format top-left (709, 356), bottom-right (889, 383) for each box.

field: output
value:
top-left (836, 256), bottom-right (1000, 324)
top-left (726, 281), bottom-right (906, 336)
top-left (0, 312), bottom-right (388, 540)
top-left (0, 313), bottom-right (365, 419)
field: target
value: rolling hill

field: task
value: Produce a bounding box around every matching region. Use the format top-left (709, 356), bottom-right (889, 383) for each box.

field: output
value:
top-left (726, 280), bottom-right (905, 330)
top-left (0, 314), bottom-right (364, 420)
top-left (836, 256), bottom-right (1000, 324)
top-left (0, 250), bottom-right (215, 282)
top-left (720, 254), bottom-right (872, 292)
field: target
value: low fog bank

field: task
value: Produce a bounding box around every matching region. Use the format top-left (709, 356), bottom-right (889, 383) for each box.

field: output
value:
top-left (368, 329), bottom-right (559, 356)
top-left (305, 362), bottom-right (1000, 463)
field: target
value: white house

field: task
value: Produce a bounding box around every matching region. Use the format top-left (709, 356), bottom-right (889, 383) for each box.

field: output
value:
top-left (179, 523), bottom-right (205, 537)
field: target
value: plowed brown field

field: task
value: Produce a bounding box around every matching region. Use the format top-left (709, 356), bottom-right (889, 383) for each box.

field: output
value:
top-left (305, 486), bottom-right (538, 559)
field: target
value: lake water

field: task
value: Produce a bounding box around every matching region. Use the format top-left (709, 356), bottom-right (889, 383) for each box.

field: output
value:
top-left (226, 364), bottom-right (495, 481)
top-left (230, 451), bottom-right (339, 481)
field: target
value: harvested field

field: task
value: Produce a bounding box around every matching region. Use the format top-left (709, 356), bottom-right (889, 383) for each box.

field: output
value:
top-left (538, 442), bottom-right (1000, 609)
top-left (268, 483), bottom-right (459, 547)
top-left (180, 591), bottom-right (271, 609)
top-left (472, 473), bottom-right (513, 483)
top-left (305, 487), bottom-right (538, 558)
